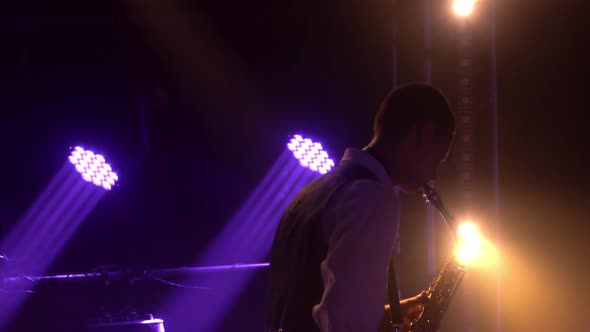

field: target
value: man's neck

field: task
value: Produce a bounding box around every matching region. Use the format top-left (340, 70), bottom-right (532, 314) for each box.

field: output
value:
top-left (363, 142), bottom-right (399, 186)
top-left (363, 146), bottom-right (389, 173)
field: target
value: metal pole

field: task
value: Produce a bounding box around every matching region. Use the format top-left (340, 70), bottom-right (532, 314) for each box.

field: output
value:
top-left (138, 88), bottom-right (150, 157)
top-left (456, 17), bottom-right (474, 332)
top-left (423, 0), bottom-right (432, 85)
top-left (423, 0), bottom-right (436, 279)
top-left (490, 0), bottom-right (501, 330)
top-left (392, 0), bottom-right (399, 89)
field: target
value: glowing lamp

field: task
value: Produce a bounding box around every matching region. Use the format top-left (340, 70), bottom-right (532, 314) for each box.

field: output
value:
top-left (69, 146), bottom-right (119, 190)
top-left (456, 221), bottom-right (482, 265)
top-left (453, 0), bottom-right (477, 17)
top-left (287, 135), bottom-right (335, 174)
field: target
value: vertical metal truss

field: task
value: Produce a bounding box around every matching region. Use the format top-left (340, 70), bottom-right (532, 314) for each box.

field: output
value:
top-left (457, 20), bottom-right (474, 209)
top-left (456, 19), bottom-right (475, 332)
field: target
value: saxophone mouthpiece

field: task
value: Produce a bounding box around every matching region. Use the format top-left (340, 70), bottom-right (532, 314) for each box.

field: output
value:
top-left (420, 180), bottom-right (436, 195)
top-left (420, 183), bottom-right (434, 203)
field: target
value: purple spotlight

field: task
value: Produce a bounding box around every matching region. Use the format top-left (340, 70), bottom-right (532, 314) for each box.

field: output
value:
top-left (287, 135), bottom-right (335, 174)
top-left (69, 146), bottom-right (119, 190)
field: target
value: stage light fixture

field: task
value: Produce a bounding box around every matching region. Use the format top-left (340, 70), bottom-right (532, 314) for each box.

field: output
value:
top-left (69, 146), bottom-right (118, 190)
top-left (287, 135), bottom-right (335, 174)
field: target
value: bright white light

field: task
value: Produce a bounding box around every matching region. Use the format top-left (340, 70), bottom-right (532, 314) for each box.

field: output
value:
top-left (459, 222), bottom-right (478, 241)
top-left (92, 177), bottom-right (102, 186)
top-left (457, 240), bottom-right (480, 264)
top-left (69, 146), bottom-right (118, 190)
top-left (288, 134), bottom-right (335, 174)
top-left (453, 0), bottom-right (477, 17)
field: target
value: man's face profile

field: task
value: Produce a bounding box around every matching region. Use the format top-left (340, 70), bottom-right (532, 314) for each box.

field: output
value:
top-left (396, 123), bottom-right (453, 192)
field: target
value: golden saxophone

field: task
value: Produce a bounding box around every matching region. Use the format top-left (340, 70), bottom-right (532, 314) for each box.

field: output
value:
top-left (408, 185), bottom-right (467, 332)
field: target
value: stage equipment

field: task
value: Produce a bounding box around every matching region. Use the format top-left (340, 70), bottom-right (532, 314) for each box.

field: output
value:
top-left (287, 135), bottom-right (335, 174)
top-left (2, 263), bottom-right (269, 331)
top-left (69, 146), bottom-right (119, 190)
top-left (2, 262), bottom-right (270, 289)
top-left (87, 314), bottom-right (165, 332)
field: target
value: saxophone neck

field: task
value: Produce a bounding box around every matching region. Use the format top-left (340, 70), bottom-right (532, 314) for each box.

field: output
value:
top-left (420, 184), bottom-right (459, 239)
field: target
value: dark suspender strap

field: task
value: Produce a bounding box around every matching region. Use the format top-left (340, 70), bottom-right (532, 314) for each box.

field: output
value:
top-left (364, 147), bottom-right (403, 326)
top-left (387, 254), bottom-right (403, 326)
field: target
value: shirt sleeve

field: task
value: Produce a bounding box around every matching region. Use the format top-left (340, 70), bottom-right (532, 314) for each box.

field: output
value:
top-left (312, 179), bottom-right (399, 332)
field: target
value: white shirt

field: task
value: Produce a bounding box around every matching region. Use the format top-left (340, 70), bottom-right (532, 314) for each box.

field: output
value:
top-left (312, 148), bottom-right (400, 332)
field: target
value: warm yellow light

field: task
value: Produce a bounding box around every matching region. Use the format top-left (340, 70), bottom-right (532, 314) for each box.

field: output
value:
top-left (456, 222), bottom-right (482, 264)
top-left (453, 0), bottom-right (477, 17)
top-left (457, 240), bottom-right (481, 262)
top-left (454, 221), bottom-right (501, 269)
top-left (458, 222), bottom-right (479, 242)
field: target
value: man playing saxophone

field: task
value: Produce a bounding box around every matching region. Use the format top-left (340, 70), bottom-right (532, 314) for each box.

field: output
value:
top-left (267, 83), bottom-right (456, 332)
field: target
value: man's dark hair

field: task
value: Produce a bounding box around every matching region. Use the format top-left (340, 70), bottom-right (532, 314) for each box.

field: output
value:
top-left (374, 83), bottom-right (455, 143)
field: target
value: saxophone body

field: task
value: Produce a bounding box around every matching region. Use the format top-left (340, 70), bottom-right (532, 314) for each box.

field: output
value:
top-left (409, 185), bottom-right (466, 332)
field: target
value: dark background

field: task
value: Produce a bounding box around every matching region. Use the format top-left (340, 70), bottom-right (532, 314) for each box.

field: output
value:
top-left (0, 0), bottom-right (589, 331)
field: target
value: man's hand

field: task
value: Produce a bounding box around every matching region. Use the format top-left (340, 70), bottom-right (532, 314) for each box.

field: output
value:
top-left (399, 290), bottom-right (429, 330)
top-left (380, 291), bottom-right (429, 332)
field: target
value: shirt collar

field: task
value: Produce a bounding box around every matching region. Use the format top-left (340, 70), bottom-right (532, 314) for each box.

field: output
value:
top-left (339, 148), bottom-right (392, 186)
